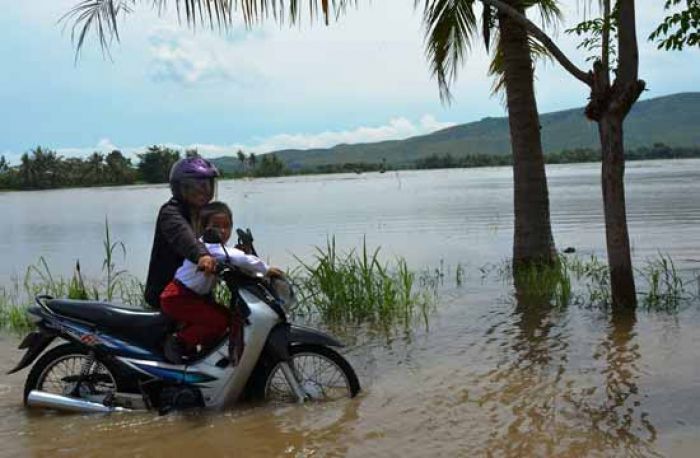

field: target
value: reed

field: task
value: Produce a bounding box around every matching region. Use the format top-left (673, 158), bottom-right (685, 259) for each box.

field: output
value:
top-left (512, 259), bottom-right (572, 309)
top-left (291, 237), bottom-right (434, 330)
top-left (0, 219), bottom-right (143, 331)
top-left (637, 253), bottom-right (691, 312)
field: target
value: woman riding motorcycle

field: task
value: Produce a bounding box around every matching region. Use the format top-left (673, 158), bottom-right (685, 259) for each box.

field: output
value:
top-left (143, 156), bottom-right (220, 308)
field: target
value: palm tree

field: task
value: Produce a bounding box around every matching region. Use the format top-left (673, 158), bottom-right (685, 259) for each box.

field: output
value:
top-left (236, 149), bottom-right (247, 173)
top-left (420, 0), bottom-right (561, 267)
top-left (64, 0), bottom-right (559, 268)
top-left (248, 152), bottom-right (257, 170)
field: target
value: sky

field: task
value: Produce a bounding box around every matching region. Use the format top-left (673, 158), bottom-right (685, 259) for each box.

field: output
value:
top-left (0, 0), bottom-right (697, 163)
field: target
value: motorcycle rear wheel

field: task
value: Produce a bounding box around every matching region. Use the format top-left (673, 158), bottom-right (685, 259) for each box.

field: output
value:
top-left (253, 344), bottom-right (360, 403)
top-left (23, 343), bottom-right (127, 406)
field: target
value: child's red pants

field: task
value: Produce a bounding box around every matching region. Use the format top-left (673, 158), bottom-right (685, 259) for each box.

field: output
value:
top-left (160, 280), bottom-right (229, 351)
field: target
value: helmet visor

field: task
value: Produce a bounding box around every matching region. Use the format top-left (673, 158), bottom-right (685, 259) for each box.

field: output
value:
top-left (179, 178), bottom-right (214, 205)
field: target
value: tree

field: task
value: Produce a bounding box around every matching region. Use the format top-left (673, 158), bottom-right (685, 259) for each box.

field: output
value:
top-left (64, 0), bottom-right (560, 270)
top-left (105, 150), bottom-right (137, 184)
top-left (248, 153), bottom-right (257, 170)
top-left (650, 0), bottom-right (700, 50)
top-left (254, 153), bottom-right (287, 177)
top-left (473, 0), bottom-right (643, 309)
top-left (19, 147), bottom-right (63, 189)
top-left (84, 152), bottom-right (105, 185)
top-left (236, 149), bottom-right (246, 172)
top-left (0, 155), bottom-right (14, 189)
top-left (137, 145), bottom-right (180, 183)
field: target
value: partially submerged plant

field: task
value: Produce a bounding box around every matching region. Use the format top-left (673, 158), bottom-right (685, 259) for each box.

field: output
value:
top-left (481, 253), bottom-right (697, 312)
top-left (291, 237), bottom-right (434, 331)
top-left (513, 258), bottom-right (572, 309)
top-left (637, 253), bottom-right (690, 312)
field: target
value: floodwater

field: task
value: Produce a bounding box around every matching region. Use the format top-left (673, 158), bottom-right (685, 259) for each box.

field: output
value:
top-left (1, 159), bottom-right (700, 456)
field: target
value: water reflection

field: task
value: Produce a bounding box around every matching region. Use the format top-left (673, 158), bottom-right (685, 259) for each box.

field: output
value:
top-left (574, 309), bottom-right (659, 456)
top-left (472, 286), bottom-right (659, 456)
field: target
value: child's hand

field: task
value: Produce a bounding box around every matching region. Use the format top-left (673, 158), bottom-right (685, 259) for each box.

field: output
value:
top-left (266, 267), bottom-right (285, 278)
top-left (197, 255), bottom-right (217, 274)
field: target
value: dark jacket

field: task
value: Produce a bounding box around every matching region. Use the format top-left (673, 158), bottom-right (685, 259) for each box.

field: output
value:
top-left (144, 198), bottom-right (209, 308)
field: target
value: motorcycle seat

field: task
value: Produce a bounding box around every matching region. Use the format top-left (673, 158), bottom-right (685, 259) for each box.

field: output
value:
top-left (46, 299), bottom-right (167, 328)
top-left (46, 299), bottom-right (174, 358)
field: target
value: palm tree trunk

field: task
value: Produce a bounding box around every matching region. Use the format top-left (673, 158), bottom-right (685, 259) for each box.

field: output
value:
top-left (599, 113), bottom-right (637, 307)
top-left (498, 9), bottom-right (556, 268)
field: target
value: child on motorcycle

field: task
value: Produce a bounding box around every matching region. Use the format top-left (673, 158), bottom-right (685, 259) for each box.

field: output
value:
top-left (160, 201), bottom-right (284, 363)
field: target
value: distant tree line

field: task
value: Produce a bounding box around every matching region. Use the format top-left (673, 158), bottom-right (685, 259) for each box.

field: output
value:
top-left (413, 144), bottom-right (700, 170)
top-left (0, 145), bottom-right (182, 190)
top-left (2, 143), bottom-right (699, 190)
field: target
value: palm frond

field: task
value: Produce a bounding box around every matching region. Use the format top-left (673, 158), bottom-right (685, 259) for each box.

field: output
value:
top-left (488, 33), bottom-right (553, 98)
top-left (60, 0), bottom-right (135, 59)
top-left (533, 0), bottom-right (562, 30)
top-left (419, 0), bottom-right (479, 103)
top-left (63, 0), bottom-right (354, 56)
top-left (482, 4), bottom-right (495, 52)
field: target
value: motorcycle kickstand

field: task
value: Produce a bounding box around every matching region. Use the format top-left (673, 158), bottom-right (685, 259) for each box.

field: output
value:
top-left (279, 361), bottom-right (308, 404)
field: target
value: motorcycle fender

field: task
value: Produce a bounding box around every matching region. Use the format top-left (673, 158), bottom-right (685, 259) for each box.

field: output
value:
top-left (7, 330), bottom-right (57, 374)
top-left (265, 325), bottom-right (291, 361)
top-left (289, 325), bottom-right (344, 348)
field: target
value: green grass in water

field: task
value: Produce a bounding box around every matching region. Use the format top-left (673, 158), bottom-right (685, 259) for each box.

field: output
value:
top-left (291, 237), bottom-right (434, 330)
top-left (489, 253), bottom-right (697, 312)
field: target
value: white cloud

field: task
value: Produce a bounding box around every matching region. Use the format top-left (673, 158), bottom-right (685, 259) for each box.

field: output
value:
top-left (28, 115), bottom-right (456, 163)
top-left (250, 115), bottom-right (455, 151)
top-left (147, 26), bottom-right (263, 86)
top-left (56, 138), bottom-right (122, 157)
top-left (187, 114), bottom-right (456, 155)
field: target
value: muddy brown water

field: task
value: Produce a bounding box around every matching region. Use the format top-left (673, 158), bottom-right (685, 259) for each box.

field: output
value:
top-left (1, 160), bottom-right (700, 456)
top-left (1, 286), bottom-right (699, 457)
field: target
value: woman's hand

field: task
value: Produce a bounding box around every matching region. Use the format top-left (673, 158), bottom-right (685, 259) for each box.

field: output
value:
top-left (197, 255), bottom-right (217, 274)
top-left (266, 267), bottom-right (285, 278)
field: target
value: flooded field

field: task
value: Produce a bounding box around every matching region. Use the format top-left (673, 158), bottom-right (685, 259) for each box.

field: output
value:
top-left (1, 160), bottom-right (699, 456)
top-left (1, 285), bottom-right (699, 456)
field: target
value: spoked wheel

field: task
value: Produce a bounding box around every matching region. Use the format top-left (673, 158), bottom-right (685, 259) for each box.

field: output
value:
top-left (262, 344), bottom-right (360, 403)
top-left (24, 343), bottom-right (123, 405)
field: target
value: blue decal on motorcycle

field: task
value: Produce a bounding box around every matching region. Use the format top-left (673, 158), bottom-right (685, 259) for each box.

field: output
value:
top-left (132, 363), bottom-right (217, 384)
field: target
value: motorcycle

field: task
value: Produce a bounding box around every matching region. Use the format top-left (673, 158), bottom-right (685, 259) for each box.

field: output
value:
top-left (7, 230), bottom-right (360, 414)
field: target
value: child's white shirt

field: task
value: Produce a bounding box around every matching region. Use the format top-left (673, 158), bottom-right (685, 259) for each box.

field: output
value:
top-left (174, 241), bottom-right (269, 295)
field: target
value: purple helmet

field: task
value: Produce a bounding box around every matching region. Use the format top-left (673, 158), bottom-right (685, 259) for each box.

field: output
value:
top-left (169, 156), bottom-right (220, 201)
top-left (169, 156), bottom-right (219, 183)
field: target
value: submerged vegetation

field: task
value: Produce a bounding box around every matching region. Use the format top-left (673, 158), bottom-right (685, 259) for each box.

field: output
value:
top-left (0, 224), bottom-right (439, 334)
top-left (1, 219), bottom-right (697, 334)
top-left (484, 253), bottom-right (698, 312)
top-left (291, 238), bottom-right (434, 331)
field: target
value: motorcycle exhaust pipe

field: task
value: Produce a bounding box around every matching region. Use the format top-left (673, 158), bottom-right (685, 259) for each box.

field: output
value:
top-left (26, 390), bottom-right (130, 413)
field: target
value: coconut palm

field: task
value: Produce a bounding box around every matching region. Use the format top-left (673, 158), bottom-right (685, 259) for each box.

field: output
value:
top-left (419, 0), bottom-right (561, 267)
top-left (65, 0), bottom-right (559, 267)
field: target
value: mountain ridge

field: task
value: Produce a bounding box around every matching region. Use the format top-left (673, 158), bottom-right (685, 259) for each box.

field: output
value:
top-left (213, 92), bottom-right (700, 171)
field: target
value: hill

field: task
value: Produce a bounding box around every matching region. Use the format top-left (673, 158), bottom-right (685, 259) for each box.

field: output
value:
top-left (212, 92), bottom-right (700, 172)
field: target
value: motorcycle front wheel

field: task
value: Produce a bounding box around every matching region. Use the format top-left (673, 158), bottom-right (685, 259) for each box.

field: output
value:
top-left (251, 344), bottom-right (360, 403)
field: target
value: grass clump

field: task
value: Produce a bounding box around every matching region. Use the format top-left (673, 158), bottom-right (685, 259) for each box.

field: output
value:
top-left (0, 219), bottom-right (144, 332)
top-left (483, 253), bottom-right (697, 312)
top-left (292, 238), bottom-right (433, 330)
top-left (512, 259), bottom-right (572, 309)
top-left (637, 253), bottom-right (693, 312)
top-left (0, 285), bottom-right (34, 333)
